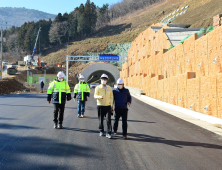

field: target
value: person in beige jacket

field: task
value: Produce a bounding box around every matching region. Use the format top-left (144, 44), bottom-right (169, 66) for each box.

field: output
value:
top-left (94, 74), bottom-right (113, 139)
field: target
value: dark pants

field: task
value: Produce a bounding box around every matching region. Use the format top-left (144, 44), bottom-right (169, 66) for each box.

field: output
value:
top-left (41, 88), bottom-right (44, 93)
top-left (77, 101), bottom-right (85, 116)
top-left (97, 106), bottom-right (112, 134)
top-left (53, 103), bottom-right (65, 124)
top-left (113, 108), bottom-right (128, 136)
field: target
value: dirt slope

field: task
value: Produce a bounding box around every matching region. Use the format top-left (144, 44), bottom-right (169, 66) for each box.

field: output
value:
top-left (0, 79), bottom-right (25, 94)
top-left (41, 0), bottom-right (222, 65)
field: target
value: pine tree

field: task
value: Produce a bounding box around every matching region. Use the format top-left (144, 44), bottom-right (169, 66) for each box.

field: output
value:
top-left (83, 1), bottom-right (97, 34)
top-left (54, 13), bottom-right (63, 22)
top-left (62, 12), bottom-right (69, 21)
top-left (17, 22), bottom-right (28, 50)
top-left (77, 4), bottom-right (85, 37)
top-left (23, 22), bottom-right (35, 54)
top-left (68, 10), bottom-right (78, 40)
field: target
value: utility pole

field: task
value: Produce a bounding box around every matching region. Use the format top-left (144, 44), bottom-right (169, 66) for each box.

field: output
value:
top-left (39, 33), bottom-right (40, 56)
top-left (0, 21), bottom-right (3, 80)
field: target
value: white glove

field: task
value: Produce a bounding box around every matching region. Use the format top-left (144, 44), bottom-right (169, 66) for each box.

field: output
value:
top-left (73, 98), bottom-right (76, 102)
top-left (99, 96), bottom-right (103, 99)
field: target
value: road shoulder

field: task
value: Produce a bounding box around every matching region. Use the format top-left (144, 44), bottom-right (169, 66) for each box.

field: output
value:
top-left (132, 94), bottom-right (222, 137)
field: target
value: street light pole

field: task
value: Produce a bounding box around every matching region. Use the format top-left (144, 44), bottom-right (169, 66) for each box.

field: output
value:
top-left (0, 21), bottom-right (3, 80)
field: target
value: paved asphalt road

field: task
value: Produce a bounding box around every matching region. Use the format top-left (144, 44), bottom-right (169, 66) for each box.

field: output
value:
top-left (1, 89), bottom-right (222, 170)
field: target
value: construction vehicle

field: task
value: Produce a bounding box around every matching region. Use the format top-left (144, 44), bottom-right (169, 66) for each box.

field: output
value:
top-left (7, 66), bottom-right (17, 75)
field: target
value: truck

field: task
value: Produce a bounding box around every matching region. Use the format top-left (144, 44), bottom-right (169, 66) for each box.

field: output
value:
top-left (24, 55), bottom-right (32, 65)
top-left (7, 67), bottom-right (17, 75)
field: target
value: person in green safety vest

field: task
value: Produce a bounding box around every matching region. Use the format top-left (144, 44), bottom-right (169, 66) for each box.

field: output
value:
top-left (47, 71), bottom-right (71, 129)
top-left (73, 75), bottom-right (90, 118)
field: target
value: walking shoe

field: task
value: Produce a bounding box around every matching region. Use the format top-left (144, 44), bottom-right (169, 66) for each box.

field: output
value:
top-left (58, 124), bottom-right (63, 129)
top-left (106, 134), bottom-right (112, 139)
top-left (100, 132), bottom-right (104, 136)
top-left (77, 115), bottom-right (81, 118)
top-left (80, 115), bottom-right (84, 118)
top-left (123, 135), bottom-right (128, 139)
top-left (114, 132), bottom-right (117, 135)
top-left (54, 123), bottom-right (57, 129)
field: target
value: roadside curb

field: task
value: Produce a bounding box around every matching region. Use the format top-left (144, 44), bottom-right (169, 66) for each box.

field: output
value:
top-left (131, 94), bottom-right (222, 136)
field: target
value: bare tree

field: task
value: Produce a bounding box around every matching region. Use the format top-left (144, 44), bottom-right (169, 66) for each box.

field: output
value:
top-left (7, 33), bottom-right (18, 50)
top-left (49, 21), bottom-right (68, 44)
top-left (3, 33), bottom-right (22, 63)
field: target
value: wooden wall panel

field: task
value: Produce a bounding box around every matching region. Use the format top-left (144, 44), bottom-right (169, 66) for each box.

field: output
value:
top-left (177, 74), bottom-right (187, 108)
top-left (175, 43), bottom-right (185, 75)
top-left (169, 76), bottom-right (178, 105)
top-left (167, 48), bottom-right (176, 77)
top-left (208, 28), bottom-right (222, 75)
top-left (158, 79), bottom-right (164, 101)
top-left (217, 73), bottom-right (222, 118)
top-left (184, 34), bottom-right (197, 72)
top-left (187, 78), bottom-right (200, 112)
top-left (200, 75), bottom-right (217, 117)
top-left (163, 78), bottom-right (170, 103)
top-left (195, 35), bottom-right (209, 77)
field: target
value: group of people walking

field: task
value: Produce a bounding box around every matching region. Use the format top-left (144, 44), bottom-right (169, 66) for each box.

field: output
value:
top-left (47, 71), bottom-right (132, 139)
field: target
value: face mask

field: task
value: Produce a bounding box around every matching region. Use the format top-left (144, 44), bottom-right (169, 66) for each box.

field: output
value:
top-left (58, 78), bottom-right (64, 82)
top-left (118, 85), bottom-right (123, 89)
top-left (80, 79), bottom-right (84, 82)
top-left (101, 80), bottom-right (107, 85)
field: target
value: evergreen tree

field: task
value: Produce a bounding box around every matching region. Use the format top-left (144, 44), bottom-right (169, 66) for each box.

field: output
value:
top-left (54, 13), bottom-right (63, 22)
top-left (84, 1), bottom-right (97, 34)
top-left (97, 4), bottom-right (109, 28)
top-left (68, 11), bottom-right (78, 40)
top-left (84, 1), bottom-right (91, 34)
top-left (17, 22), bottom-right (28, 50)
top-left (62, 12), bottom-right (69, 21)
top-left (35, 19), bottom-right (52, 52)
top-left (77, 4), bottom-right (85, 37)
top-left (90, 2), bottom-right (97, 30)
top-left (23, 22), bottom-right (35, 53)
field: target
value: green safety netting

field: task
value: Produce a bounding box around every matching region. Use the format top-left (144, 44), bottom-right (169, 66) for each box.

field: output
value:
top-left (206, 26), bottom-right (213, 33)
top-left (28, 76), bottom-right (33, 84)
top-left (179, 26), bottom-right (214, 45)
top-left (180, 34), bottom-right (192, 44)
top-left (197, 28), bottom-right (207, 35)
top-left (168, 45), bottom-right (174, 50)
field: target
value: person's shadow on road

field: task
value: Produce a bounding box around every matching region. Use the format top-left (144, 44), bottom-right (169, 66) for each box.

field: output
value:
top-left (65, 126), bottom-right (222, 150)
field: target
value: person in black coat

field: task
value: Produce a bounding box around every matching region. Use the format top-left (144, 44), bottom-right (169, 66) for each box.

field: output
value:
top-left (40, 80), bottom-right (44, 93)
top-left (113, 78), bottom-right (132, 139)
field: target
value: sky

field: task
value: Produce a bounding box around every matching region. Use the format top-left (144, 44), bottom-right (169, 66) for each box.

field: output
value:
top-left (0, 0), bottom-right (122, 15)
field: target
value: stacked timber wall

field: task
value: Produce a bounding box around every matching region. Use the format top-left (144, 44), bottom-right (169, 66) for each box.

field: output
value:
top-left (120, 24), bottom-right (222, 119)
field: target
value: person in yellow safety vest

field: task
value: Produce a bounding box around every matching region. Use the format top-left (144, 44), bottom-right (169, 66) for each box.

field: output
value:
top-left (94, 74), bottom-right (113, 139)
top-left (47, 71), bottom-right (71, 129)
top-left (73, 75), bottom-right (90, 118)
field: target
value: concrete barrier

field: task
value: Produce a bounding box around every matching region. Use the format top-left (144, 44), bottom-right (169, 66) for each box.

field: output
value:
top-left (126, 86), bottom-right (144, 97)
top-left (139, 94), bottom-right (222, 125)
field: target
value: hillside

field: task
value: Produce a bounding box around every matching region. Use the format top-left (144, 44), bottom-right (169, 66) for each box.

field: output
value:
top-left (41, 0), bottom-right (222, 66)
top-left (0, 7), bottom-right (56, 27)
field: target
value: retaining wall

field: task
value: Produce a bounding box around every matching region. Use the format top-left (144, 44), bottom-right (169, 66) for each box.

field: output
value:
top-left (120, 24), bottom-right (222, 119)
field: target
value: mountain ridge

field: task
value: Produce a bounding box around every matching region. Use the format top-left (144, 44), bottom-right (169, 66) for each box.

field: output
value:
top-left (0, 7), bottom-right (56, 27)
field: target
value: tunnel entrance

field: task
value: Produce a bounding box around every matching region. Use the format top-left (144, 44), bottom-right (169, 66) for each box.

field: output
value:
top-left (87, 70), bottom-right (115, 87)
top-left (81, 63), bottom-right (120, 86)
